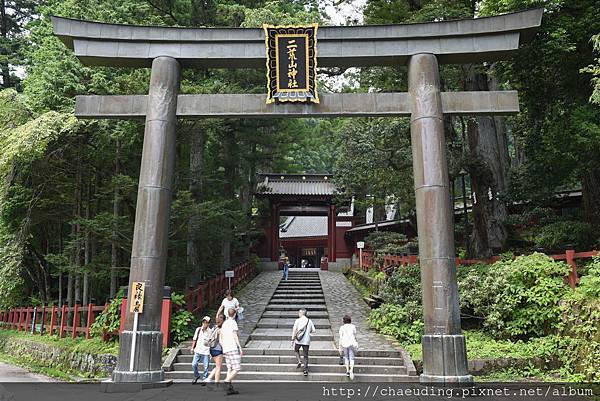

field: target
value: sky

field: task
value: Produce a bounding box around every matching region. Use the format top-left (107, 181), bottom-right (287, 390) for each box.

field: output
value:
top-left (323, 0), bottom-right (366, 25)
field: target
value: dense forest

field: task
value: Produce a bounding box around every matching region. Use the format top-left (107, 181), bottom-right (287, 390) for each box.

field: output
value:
top-left (0, 0), bottom-right (599, 309)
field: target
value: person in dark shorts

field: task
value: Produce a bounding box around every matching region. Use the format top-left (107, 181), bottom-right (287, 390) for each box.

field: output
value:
top-left (291, 308), bottom-right (316, 376)
top-left (202, 314), bottom-right (225, 388)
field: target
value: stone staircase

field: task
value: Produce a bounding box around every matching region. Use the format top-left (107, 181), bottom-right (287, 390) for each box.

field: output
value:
top-left (166, 270), bottom-right (416, 382)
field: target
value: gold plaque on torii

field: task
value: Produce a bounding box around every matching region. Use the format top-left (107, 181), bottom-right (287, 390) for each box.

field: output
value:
top-left (264, 24), bottom-right (319, 104)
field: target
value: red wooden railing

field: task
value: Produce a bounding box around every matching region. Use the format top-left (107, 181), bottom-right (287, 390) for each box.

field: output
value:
top-left (360, 249), bottom-right (598, 288)
top-left (185, 261), bottom-right (254, 316)
top-left (0, 261), bottom-right (255, 346)
top-left (0, 303), bottom-right (107, 339)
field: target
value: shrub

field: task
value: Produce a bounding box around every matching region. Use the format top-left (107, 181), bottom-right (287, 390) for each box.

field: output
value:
top-left (459, 254), bottom-right (570, 338)
top-left (378, 264), bottom-right (421, 305)
top-left (90, 296), bottom-right (123, 339)
top-left (368, 303), bottom-right (423, 344)
top-left (365, 231), bottom-right (407, 251)
top-left (534, 220), bottom-right (594, 251)
top-left (169, 291), bottom-right (197, 345)
top-left (555, 257), bottom-right (600, 381)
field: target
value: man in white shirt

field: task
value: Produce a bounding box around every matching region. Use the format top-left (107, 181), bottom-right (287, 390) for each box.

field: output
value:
top-left (220, 308), bottom-right (243, 395)
top-left (291, 308), bottom-right (316, 376)
top-left (217, 289), bottom-right (240, 321)
top-left (191, 316), bottom-right (211, 384)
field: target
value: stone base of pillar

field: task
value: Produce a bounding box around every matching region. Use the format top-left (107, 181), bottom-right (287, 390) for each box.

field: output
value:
top-left (112, 330), bottom-right (164, 383)
top-left (420, 334), bottom-right (473, 384)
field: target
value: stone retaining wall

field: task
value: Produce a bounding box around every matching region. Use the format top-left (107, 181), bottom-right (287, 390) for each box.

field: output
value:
top-left (413, 356), bottom-right (555, 376)
top-left (0, 336), bottom-right (117, 377)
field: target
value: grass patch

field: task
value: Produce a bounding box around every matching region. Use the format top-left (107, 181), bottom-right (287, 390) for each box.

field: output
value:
top-left (0, 330), bottom-right (118, 355)
top-left (404, 330), bottom-right (558, 361)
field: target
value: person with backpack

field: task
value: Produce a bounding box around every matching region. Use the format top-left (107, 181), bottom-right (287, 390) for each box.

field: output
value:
top-left (201, 314), bottom-right (225, 388)
top-left (338, 314), bottom-right (358, 380)
top-left (220, 308), bottom-right (243, 395)
top-left (291, 308), bottom-right (316, 376)
top-left (191, 316), bottom-right (212, 384)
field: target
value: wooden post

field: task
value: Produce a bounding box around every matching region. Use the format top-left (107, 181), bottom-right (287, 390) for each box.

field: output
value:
top-left (25, 307), bottom-right (31, 333)
top-left (186, 291), bottom-right (194, 313)
top-left (119, 298), bottom-right (127, 333)
top-left (566, 249), bottom-right (578, 289)
top-left (86, 304), bottom-right (94, 339)
top-left (40, 305), bottom-right (47, 335)
top-left (160, 298), bottom-right (171, 347)
top-left (72, 304), bottom-right (79, 339)
top-left (59, 305), bottom-right (67, 338)
top-left (196, 285), bottom-right (204, 314)
top-left (50, 306), bottom-right (57, 336)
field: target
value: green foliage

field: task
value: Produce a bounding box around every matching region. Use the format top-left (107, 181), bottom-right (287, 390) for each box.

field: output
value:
top-left (459, 254), bottom-right (570, 338)
top-left (368, 303), bottom-right (423, 344)
top-left (582, 34), bottom-right (600, 105)
top-left (90, 296), bottom-right (123, 339)
top-left (378, 264), bottom-right (421, 306)
top-left (0, 234), bottom-right (26, 308)
top-left (534, 221), bottom-right (595, 251)
top-left (169, 291), bottom-right (197, 345)
top-left (364, 231), bottom-right (407, 252)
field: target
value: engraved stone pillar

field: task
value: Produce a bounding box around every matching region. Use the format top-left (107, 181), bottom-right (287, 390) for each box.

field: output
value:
top-left (408, 53), bottom-right (472, 384)
top-left (112, 56), bottom-right (181, 383)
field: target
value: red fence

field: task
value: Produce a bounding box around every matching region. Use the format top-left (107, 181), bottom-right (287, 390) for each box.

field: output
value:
top-left (0, 304), bottom-right (107, 339)
top-left (185, 261), bottom-right (254, 316)
top-left (0, 260), bottom-right (255, 346)
top-left (360, 249), bottom-right (598, 288)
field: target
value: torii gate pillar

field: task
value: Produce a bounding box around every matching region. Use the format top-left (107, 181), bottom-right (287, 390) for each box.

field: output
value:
top-left (112, 56), bottom-right (180, 383)
top-left (409, 54), bottom-right (470, 383)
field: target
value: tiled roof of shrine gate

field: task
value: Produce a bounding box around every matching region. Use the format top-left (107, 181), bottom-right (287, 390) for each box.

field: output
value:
top-left (256, 174), bottom-right (337, 197)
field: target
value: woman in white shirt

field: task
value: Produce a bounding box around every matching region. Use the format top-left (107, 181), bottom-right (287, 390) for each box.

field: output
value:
top-left (338, 314), bottom-right (358, 380)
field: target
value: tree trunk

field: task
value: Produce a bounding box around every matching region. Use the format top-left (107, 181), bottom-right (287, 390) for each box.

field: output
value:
top-left (187, 129), bottom-right (204, 284)
top-left (221, 132), bottom-right (236, 271)
top-left (240, 143), bottom-right (257, 260)
top-left (582, 167), bottom-right (600, 229)
top-left (0, 0), bottom-right (11, 88)
top-left (82, 176), bottom-right (91, 305)
top-left (465, 66), bottom-right (510, 258)
top-left (67, 273), bottom-right (73, 308)
top-left (110, 140), bottom-right (120, 298)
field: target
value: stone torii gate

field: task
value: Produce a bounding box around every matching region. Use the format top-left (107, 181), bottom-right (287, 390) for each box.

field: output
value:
top-left (53, 9), bottom-right (542, 384)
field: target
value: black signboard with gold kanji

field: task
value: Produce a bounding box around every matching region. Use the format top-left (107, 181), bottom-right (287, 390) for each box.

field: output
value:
top-left (264, 24), bottom-right (319, 104)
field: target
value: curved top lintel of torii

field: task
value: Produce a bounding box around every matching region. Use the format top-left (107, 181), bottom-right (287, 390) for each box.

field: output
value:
top-left (51, 8), bottom-right (543, 69)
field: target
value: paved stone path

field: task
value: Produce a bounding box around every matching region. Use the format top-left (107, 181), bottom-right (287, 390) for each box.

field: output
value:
top-left (0, 361), bottom-right (55, 382)
top-left (320, 271), bottom-right (405, 352)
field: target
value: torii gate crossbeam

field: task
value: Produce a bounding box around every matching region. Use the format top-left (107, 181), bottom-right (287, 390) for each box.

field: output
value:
top-left (52, 8), bottom-right (542, 385)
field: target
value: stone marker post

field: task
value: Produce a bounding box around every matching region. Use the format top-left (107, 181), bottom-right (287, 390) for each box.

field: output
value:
top-left (408, 53), bottom-right (472, 384)
top-left (112, 56), bottom-right (181, 383)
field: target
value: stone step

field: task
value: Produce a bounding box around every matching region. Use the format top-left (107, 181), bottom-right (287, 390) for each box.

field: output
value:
top-left (274, 289), bottom-right (323, 293)
top-left (261, 311), bottom-right (329, 319)
top-left (176, 354), bottom-right (403, 366)
top-left (266, 304), bottom-right (327, 311)
top-left (243, 340), bottom-right (335, 351)
top-left (267, 298), bottom-right (325, 304)
top-left (273, 293), bottom-right (323, 297)
top-left (172, 362), bottom-right (406, 375)
top-left (281, 279), bottom-right (320, 282)
top-left (242, 347), bottom-right (403, 358)
top-left (165, 371), bottom-right (416, 382)
top-left (257, 318), bottom-right (330, 329)
top-left (273, 291), bottom-right (325, 299)
top-left (249, 329), bottom-right (333, 342)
